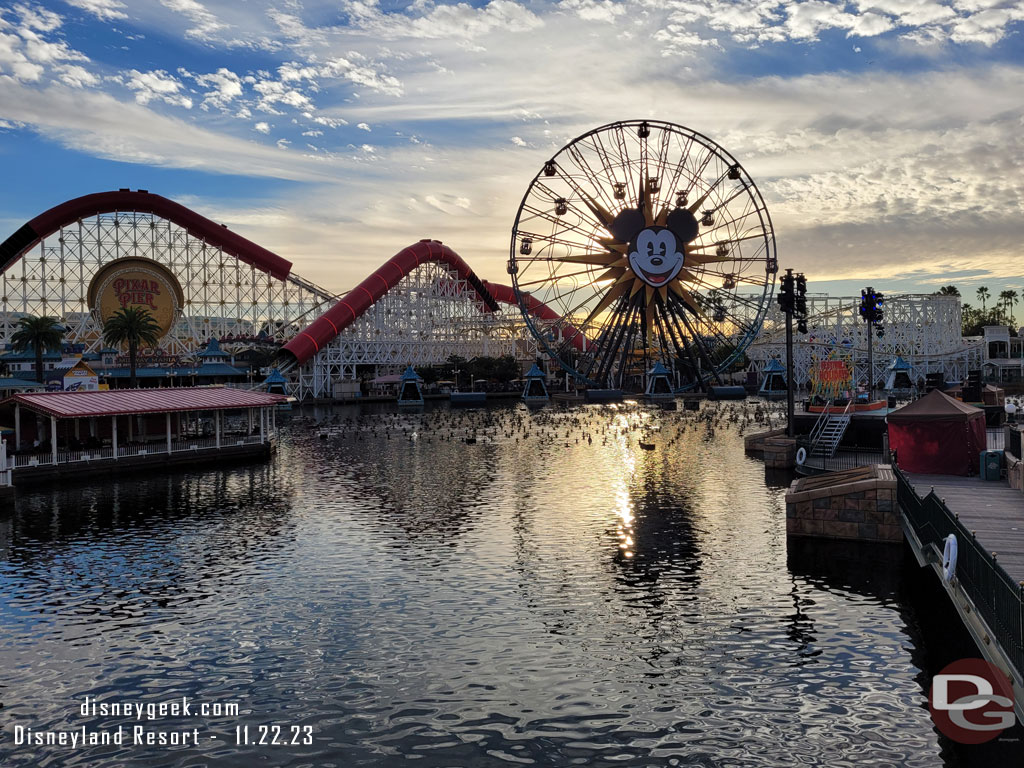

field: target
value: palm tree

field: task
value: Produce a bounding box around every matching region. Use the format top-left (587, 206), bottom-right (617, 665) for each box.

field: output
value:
top-left (1009, 290), bottom-right (1019, 325)
top-left (102, 307), bottom-right (162, 388)
top-left (10, 315), bottom-right (64, 382)
top-left (1000, 290), bottom-right (1014, 321)
top-left (937, 285), bottom-right (960, 296)
top-left (977, 286), bottom-right (990, 312)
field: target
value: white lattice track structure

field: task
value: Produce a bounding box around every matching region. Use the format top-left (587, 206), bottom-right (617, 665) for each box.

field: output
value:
top-left (0, 211), bottom-right (337, 356)
top-left (0, 208), bottom-right (534, 395)
top-left (747, 294), bottom-right (984, 389)
top-left (296, 262), bottom-right (535, 399)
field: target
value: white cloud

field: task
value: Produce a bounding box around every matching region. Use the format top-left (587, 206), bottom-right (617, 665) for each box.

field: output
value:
top-left (854, 0), bottom-right (954, 27)
top-left (56, 63), bottom-right (99, 87)
top-left (0, 32), bottom-right (45, 81)
top-left (268, 9), bottom-right (327, 49)
top-left (560, 0), bottom-right (626, 23)
top-left (317, 56), bottom-right (403, 97)
top-left (185, 66), bottom-right (243, 111)
top-left (19, 31), bottom-right (88, 65)
top-left (124, 68), bottom-right (192, 108)
top-left (1, 0), bottom-right (1023, 295)
top-left (950, 5), bottom-right (1024, 44)
top-left (0, 78), bottom-right (341, 182)
top-left (158, 0), bottom-right (228, 42)
top-left (64, 0), bottom-right (129, 22)
top-left (13, 3), bottom-right (63, 33)
top-left (253, 77), bottom-right (313, 112)
top-left (306, 113), bottom-right (348, 128)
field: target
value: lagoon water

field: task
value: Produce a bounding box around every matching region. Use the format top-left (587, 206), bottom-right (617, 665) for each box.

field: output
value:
top-left (1, 401), bottom-right (1019, 766)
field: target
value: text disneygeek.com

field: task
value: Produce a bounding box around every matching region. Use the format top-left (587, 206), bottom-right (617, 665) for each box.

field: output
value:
top-left (6, 696), bottom-right (314, 751)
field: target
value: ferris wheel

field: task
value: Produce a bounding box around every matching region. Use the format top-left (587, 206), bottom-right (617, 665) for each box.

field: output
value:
top-left (508, 120), bottom-right (777, 392)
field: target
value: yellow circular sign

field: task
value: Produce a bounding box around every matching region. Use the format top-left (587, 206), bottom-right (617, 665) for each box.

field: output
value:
top-left (88, 257), bottom-right (184, 340)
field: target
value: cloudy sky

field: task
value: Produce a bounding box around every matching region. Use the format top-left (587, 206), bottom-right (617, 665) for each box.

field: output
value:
top-left (0, 0), bottom-right (1021, 302)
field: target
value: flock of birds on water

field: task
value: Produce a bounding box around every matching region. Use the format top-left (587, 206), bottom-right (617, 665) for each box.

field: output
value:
top-left (287, 399), bottom-right (789, 451)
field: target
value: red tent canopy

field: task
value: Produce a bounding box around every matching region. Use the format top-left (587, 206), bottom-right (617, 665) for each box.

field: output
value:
top-left (887, 389), bottom-right (986, 475)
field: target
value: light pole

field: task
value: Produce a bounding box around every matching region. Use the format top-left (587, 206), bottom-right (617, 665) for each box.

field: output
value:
top-left (859, 288), bottom-right (885, 402)
top-left (778, 269), bottom-right (808, 438)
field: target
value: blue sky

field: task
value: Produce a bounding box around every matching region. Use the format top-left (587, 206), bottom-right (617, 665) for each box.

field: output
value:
top-left (0, 0), bottom-right (1022, 302)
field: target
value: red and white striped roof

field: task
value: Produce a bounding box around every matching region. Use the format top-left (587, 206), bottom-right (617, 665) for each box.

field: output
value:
top-left (2, 387), bottom-right (287, 419)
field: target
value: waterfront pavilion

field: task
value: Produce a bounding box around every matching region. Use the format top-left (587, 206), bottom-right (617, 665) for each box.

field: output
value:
top-left (1, 387), bottom-right (287, 479)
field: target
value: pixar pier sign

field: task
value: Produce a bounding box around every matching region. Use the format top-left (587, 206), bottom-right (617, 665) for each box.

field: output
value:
top-left (87, 256), bottom-right (185, 341)
top-left (112, 276), bottom-right (163, 312)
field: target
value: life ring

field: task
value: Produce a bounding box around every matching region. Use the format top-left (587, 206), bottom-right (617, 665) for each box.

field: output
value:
top-left (942, 534), bottom-right (958, 582)
top-left (796, 447), bottom-right (807, 465)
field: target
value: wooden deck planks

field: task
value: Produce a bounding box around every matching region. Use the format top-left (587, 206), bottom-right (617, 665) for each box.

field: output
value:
top-left (906, 472), bottom-right (1024, 582)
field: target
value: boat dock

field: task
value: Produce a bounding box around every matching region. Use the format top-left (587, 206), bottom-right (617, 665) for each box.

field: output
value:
top-left (905, 473), bottom-right (1024, 582)
top-left (0, 387), bottom-right (286, 491)
top-left (896, 468), bottom-right (1024, 724)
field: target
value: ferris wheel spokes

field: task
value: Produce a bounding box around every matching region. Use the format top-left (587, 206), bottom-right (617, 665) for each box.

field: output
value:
top-left (510, 120), bottom-right (776, 391)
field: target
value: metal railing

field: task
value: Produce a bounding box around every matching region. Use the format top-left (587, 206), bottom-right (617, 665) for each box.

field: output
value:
top-left (796, 444), bottom-right (885, 474)
top-left (806, 397), bottom-right (855, 458)
top-left (987, 428), bottom-right (1006, 451)
top-left (895, 466), bottom-right (1024, 675)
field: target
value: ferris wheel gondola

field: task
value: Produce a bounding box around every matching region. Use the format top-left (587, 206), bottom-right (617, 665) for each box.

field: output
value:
top-left (509, 120), bottom-right (777, 392)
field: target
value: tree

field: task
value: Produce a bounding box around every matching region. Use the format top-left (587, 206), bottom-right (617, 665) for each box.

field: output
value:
top-left (1000, 290), bottom-right (1014, 321)
top-left (961, 301), bottom-right (1011, 337)
top-left (415, 365), bottom-right (440, 386)
top-left (1009, 290), bottom-right (1019, 325)
top-left (103, 307), bottom-right (162, 388)
top-left (977, 286), bottom-right (990, 312)
top-left (11, 316), bottom-right (64, 383)
top-left (494, 355), bottom-right (521, 384)
top-left (937, 285), bottom-right (960, 296)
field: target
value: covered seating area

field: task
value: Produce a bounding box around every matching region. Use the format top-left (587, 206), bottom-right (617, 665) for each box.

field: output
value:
top-left (888, 389), bottom-right (987, 476)
top-left (759, 358), bottom-right (787, 398)
top-left (883, 356), bottom-right (916, 397)
top-left (1, 387), bottom-right (286, 480)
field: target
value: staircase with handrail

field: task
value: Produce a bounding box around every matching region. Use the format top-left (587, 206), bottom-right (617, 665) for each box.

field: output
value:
top-left (806, 398), bottom-right (854, 458)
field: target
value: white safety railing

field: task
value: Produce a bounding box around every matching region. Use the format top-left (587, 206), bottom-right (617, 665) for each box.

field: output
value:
top-left (8, 428), bottom-right (276, 474)
top-left (14, 453), bottom-right (52, 468)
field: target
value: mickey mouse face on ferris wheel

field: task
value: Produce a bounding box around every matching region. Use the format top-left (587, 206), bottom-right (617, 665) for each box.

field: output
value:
top-left (628, 227), bottom-right (684, 287)
top-left (609, 203), bottom-right (700, 290)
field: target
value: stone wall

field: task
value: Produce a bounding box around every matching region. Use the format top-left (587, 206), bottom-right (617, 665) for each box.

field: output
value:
top-left (785, 464), bottom-right (902, 543)
top-left (764, 437), bottom-right (796, 469)
top-left (743, 428), bottom-right (786, 456)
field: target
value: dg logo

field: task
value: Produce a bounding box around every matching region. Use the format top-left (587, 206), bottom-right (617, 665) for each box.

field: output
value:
top-left (929, 658), bottom-right (1016, 744)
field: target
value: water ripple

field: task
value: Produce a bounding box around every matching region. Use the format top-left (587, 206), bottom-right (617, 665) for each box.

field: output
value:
top-left (0, 402), bottom-right (1013, 766)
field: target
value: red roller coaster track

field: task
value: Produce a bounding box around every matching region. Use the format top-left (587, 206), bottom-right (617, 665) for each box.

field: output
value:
top-left (281, 239), bottom-right (500, 365)
top-left (0, 192), bottom-right (583, 367)
top-left (280, 240), bottom-right (588, 366)
top-left (0, 190), bottom-right (292, 280)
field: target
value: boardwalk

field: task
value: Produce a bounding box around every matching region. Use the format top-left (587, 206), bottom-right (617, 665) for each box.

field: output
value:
top-left (905, 472), bottom-right (1024, 582)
